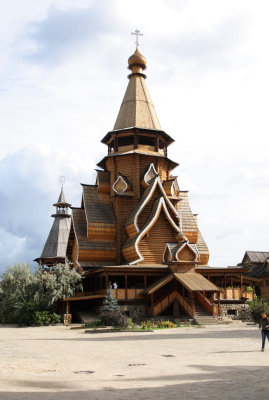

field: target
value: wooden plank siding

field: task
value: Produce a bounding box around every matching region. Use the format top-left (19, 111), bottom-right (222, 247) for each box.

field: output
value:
top-left (139, 209), bottom-right (177, 263)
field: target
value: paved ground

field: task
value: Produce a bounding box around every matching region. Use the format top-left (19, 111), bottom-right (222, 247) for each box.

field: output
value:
top-left (0, 323), bottom-right (268, 400)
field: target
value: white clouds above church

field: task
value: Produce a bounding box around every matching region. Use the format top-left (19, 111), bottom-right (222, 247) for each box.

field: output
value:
top-left (0, 0), bottom-right (269, 271)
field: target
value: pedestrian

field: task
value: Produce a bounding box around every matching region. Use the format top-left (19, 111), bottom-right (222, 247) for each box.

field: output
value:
top-left (113, 282), bottom-right (118, 289)
top-left (259, 312), bottom-right (269, 352)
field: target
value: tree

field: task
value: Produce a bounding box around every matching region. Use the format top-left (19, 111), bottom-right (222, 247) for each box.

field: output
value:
top-left (100, 283), bottom-right (120, 313)
top-left (0, 263), bottom-right (39, 323)
top-left (100, 283), bottom-right (127, 328)
top-left (35, 261), bottom-right (83, 309)
top-left (0, 261), bottom-right (82, 324)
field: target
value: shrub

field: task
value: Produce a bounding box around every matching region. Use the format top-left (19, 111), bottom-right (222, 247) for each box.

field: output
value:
top-left (157, 320), bottom-right (176, 329)
top-left (248, 299), bottom-right (269, 322)
top-left (84, 320), bottom-right (105, 328)
top-left (141, 319), bottom-right (179, 330)
top-left (100, 310), bottom-right (128, 328)
top-left (31, 311), bottom-right (61, 326)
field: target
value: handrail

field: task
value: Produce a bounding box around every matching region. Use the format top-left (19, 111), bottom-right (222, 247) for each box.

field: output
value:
top-left (152, 291), bottom-right (193, 317)
top-left (195, 292), bottom-right (218, 316)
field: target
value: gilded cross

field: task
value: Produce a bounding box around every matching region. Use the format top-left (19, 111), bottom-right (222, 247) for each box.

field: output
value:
top-left (131, 29), bottom-right (143, 48)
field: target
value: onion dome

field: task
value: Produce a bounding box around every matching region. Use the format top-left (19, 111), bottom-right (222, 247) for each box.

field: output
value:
top-left (128, 48), bottom-right (147, 71)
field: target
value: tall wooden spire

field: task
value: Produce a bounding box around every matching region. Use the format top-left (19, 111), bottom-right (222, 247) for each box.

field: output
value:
top-left (113, 49), bottom-right (162, 131)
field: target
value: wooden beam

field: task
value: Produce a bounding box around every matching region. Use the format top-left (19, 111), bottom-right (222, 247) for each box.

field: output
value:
top-left (65, 301), bottom-right (70, 314)
top-left (144, 273), bottom-right (147, 289)
top-left (125, 272), bottom-right (128, 299)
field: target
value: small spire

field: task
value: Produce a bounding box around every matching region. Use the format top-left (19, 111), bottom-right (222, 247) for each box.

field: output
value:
top-left (53, 177), bottom-right (71, 208)
top-left (131, 29), bottom-right (143, 49)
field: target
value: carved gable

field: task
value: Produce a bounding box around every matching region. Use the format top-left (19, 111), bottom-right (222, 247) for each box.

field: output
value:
top-left (139, 208), bottom-right (178, 264)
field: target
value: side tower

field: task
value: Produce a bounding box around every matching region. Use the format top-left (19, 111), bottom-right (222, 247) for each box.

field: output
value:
top-left (35, 186), bottom-right (71, 266)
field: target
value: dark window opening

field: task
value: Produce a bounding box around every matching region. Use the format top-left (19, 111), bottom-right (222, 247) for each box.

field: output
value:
top-left (118, 136), bottom-right (134, 147)
top-left (127, 275), bottom-right (145, 289)
top-left (159, 140), bottom-right (165, 149)
top-left (108, 140), bottom-right (115, 154)
top-left (227, 309), bottom-right (237, 315)
top-left (138, 136), bottom-right (155, 146)
top-left (109, 275), bottom-right (125, 289)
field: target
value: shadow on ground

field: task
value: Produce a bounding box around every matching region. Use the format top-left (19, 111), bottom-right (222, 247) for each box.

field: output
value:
top-left (1, 364), bottom-right (268, 400)
top-left (19, 328), bottom-right (258, 342)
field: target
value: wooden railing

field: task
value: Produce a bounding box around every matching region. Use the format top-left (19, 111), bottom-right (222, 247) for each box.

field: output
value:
top-left (195, 292), bottom-right (219, 316)
top-left (177, 292), bottom-right (193, 317)
top-left (152, 291), bottom-right (193, 317)
top-left (75, 288), bottom-right (144, 300)
top-left (218, 288), bottom-right (254, 301)
top-left (112, 288), bottom-right (144, 300)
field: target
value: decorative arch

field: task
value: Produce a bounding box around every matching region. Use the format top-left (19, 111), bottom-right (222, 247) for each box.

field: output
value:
top-left (128, 197), bottom-right (181, 264)
top-left (175, 242), bottom-right (198, 262)
top-left (112, 175), bottom-right (129, 194)
top-left (141, 163), bottom-right (158, 188)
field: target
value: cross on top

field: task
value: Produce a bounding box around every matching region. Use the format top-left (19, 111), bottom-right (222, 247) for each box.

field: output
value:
top-left (59, 175), bottom-right (65, 185)
top-left (131, 29), bottom-right (143, 48)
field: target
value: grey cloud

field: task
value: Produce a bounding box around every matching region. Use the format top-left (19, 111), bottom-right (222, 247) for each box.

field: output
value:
top-left (0, 150), bottom-right (52, 269)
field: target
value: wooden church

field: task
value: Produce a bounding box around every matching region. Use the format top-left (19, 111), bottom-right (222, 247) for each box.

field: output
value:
top-left (36, 45), bottom-right (258, 322)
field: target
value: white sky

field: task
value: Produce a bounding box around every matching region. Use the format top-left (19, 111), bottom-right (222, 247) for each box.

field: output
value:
top-left (0, 0), bottom-right (269, 271)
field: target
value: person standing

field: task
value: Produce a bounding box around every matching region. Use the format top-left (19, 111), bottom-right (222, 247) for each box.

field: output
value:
top-left (259, 312), bottom-right (269, 352)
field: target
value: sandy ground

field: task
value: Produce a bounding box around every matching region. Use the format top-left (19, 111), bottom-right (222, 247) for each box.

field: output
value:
top-left (0, 323), bottom-right (268, 400)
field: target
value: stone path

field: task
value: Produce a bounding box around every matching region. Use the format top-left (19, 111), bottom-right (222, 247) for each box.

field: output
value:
top-left (0, 323), bottom-right (268, 399)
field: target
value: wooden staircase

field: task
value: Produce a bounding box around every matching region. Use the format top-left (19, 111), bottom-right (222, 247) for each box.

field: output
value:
top-left (152, 291), bottom-right (193, 317)
top-left (194, 302), bottom-right (218, 325)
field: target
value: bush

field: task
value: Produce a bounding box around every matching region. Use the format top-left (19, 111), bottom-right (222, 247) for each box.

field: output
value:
top-left (141, 319), bottom-right (181, 330)
top-left (32, 311), bottom-right (61, 326)
top-left (84, 320), bottom-right (105, 328)
top-left (248, 299), bottom-right (269, 322)
top-left (100, 310), bottom-right (128, 328)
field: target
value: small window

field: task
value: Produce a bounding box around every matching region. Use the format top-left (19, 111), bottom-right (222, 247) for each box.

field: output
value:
top-left (138, 136), bottom-right (155, 146)
top-left (227, 309), bottom-right (237, 315)
top-left (118, 136), bottom-right (134, 147)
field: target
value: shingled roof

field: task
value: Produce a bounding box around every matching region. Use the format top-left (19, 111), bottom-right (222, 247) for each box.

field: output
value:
top-left (82, 185), bottom-right (116, 224)
top-left (242, 251), bottom-right (269, 264)
top-left (35, 187), bottom-right (71, 265)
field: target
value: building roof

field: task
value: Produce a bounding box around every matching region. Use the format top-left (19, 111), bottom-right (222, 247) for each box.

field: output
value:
top-left (36, 216), bottom-right (71, 261)
top-left (242, 251), bottom-right (269, 264)
top-left (53, 187), bottom-right (71, 207)
top-left (113, 48), bottom-right (162, 131)
top-left (82, 185), bottom-right (116, 224)
top-left (72, 208), bottom-right (87, 238)
top-left (246, 263), bottom-right (269, 279)
top-left (35, 187), bottom-right (71, 264)
top-left (143, 273), bottom-right (174, 294)
top-left (174, 272), bottom-right (219, 292)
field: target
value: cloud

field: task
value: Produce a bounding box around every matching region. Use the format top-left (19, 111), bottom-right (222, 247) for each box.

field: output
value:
top-left (21, 2), bottom-right (118, 64)
top-left (0, 146), bottom-right (95, 272)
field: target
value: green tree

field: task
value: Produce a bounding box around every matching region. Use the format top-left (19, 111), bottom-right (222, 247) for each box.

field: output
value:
top-left (35, 261), bottom-right (83, 309)
top-left (0, 263), bottom-right (39, 323)
top-left (101, 283), bottom-right (120, 313)
top-left (0, 261), bottom-right (82, 325)
top-left (100, 283), bottom-right (127, 328)
top-left (248, 298), bottom-right (269, 322)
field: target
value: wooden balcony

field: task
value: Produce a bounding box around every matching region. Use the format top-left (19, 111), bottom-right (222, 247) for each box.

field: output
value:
top-left (75, 288), bottom-right (144, 300)
top-left (216, 288), bottom-right (254, 301)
